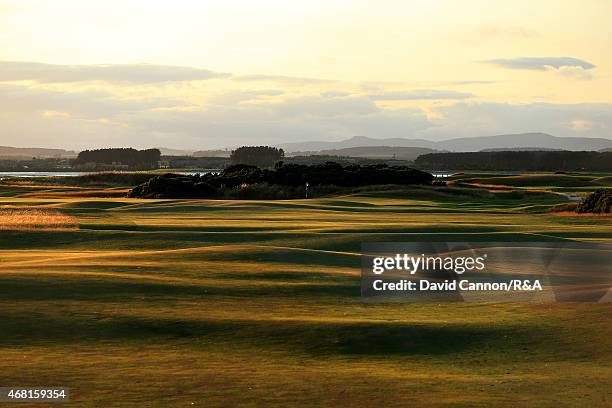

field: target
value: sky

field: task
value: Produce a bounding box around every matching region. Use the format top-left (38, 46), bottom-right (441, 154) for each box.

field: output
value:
top-left (0, 0), bottom-right (611, 150)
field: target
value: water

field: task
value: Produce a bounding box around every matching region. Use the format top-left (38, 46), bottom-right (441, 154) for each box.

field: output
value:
top-left (0, 171), bottom-right (90, 178)
top-left (0, 170), bottom-right (217, 179)
top-left (564, 194), bottom-right (583, 201)
top-left (178, 170), bottom-right (219, 176)
top-left (431, 172), bottom-right (454, 178)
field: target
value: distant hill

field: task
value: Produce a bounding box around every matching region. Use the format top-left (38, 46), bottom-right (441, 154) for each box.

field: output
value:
top-left (0, 146), bottom-right (76, 159)
top-left (280, 136), bottom-right (437, 152)
top-left (439, 133), bottom-right (612, 151)
top-left (280, 133), bottom-right (612, 153)
top-left (480, 147), bottom-right (564, 152)
top-left (292, 146), bottom-right (437, 161)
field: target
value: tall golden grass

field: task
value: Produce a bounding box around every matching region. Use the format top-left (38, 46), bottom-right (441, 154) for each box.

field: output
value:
top-left (0, 208), bottom-right (78, 231)
top-left (552, 211), bottom-right (611, 217)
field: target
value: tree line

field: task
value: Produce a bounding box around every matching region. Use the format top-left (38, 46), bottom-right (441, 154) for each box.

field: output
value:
top-left (229, 146), bottom-right (284, 168)
top-left (414, 151), bottom-right (612, 171)
top-left (75, 148), bottom-right (161, 169)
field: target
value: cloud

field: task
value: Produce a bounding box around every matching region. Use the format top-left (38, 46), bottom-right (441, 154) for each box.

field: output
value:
top-left (321, 91), bottom-right (352, 98)
top-left (129, 96), bottom-right (431, 148)
top-left (231, 74), bottom-right (337, 85)
top-left (368, 90), bottom-right (474, 101)
top-left (1, 80), bottom-right (610, 150)
top-left (0, 61), bottom-right (229, 84)
top-left (42, 110), bottom-right (71, 119)
top-left (0, 84), bottom-right (432, 148)
top-left (570, 119), bottom-right (595, 133)
top-left (208, 89), bottom-right (285, 105)
top-left (557, 66), bottom-right (594, 81)
top-left (446, 80), bottom-right (502, 86)
top-left (274, 95), bottom-right (379, 117)
top-left (474, 26), bottom-right (537, 40)
top-left (0, 83), bottom-right (188, 117)
top-left (483, 57), bottom-right (596, 71)
top-left (416, 102), bottom-right (612, 140)
top-left (106, 99), bottom-right (612, 148)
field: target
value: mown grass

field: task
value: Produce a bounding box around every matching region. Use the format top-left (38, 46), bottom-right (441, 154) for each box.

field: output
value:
top-left (453, 173), bottom-right (612, 195)
top-left (0, 178), bottom-right (610, 407)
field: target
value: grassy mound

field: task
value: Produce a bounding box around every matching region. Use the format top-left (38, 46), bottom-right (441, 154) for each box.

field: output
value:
top-left (456, 174), bottom-right (600, 188)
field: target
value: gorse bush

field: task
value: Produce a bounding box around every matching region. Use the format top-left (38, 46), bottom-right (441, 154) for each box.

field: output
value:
top-left (576, 189), bottom-right (611, 214)
top-left (216, 162), bottom-right (433, 188)
top-left (128, 162), bottom-right (433, 199)
top-left (128, 173), bottom-right (217, 199)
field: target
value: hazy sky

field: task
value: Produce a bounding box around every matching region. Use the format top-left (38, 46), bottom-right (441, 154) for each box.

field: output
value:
top-left (1, 0), bottom-right (611, 149)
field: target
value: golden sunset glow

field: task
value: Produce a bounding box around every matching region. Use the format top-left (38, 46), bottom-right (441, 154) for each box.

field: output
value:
top-left (1, 0), bottom-right (610, 149)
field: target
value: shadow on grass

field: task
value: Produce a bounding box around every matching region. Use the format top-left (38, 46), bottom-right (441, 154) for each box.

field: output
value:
top-left (0, 276), bottom-right (359, 301)
top-left (78, 224), bottom-right (293, 233)
top-left (0, 310), bottom-right (544, 358)
top-left (0, 230), bottom-right (296, 250)
top-left (0, 230), bottom-right (572, 252)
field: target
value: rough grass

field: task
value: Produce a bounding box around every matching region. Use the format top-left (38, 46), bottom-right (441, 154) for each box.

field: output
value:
top-left (552, 211), bottom-right (611, 217)
top-left (0, 208), bottom-right (78, 230)
top-left (0, 177), bottom-right (610, 407)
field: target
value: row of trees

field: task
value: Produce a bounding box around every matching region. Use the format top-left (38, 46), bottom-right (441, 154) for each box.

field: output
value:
top-left (415, 151), bottom-right (612, 171)
top-left (75, 148), bottom-right (161, 169)
top-left (73, 146), bottom-right (281, 170)
top-left (229, 146), bottom-right (284, 168)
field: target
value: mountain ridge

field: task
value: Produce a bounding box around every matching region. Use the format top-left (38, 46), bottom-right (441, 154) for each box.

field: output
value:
top-left (279, 133), bottom-right (612, 153)
top-left (0, 146), bottom-right (77, 158)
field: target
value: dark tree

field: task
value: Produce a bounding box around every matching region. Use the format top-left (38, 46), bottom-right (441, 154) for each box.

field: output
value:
top-left (75, 148), bottom-right (161, 169)
top-left (230, 146), bottom-right (284, 168)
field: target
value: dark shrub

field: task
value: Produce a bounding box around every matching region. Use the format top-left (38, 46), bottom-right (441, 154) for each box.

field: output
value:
top-left (576, 189), bottom-right (611, 213)
top-left (128, 163), bottom-right (433, 199)
top-left (128, 174), bottom-right (217, 199)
